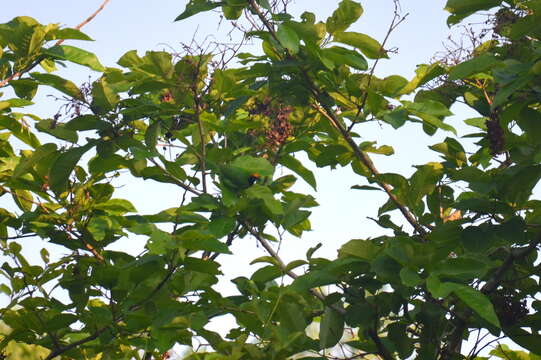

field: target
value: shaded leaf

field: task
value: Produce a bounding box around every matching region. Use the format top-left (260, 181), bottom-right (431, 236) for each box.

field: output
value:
top-left (320, 306), bottom-right (344, 348)
top-left (279, 154), bottom-right (317, 190)
top-left (49, 142), bottom-right (94, 193)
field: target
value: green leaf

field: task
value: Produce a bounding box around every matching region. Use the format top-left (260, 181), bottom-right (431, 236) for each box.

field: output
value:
top-left (30, 72), bottom-right (84, 100)
top-left (383, 108), bottom-right (409, 129)
top-left (47, 28), bottom-right (93, 41)
top-left (277, 23), bottom-right (300, 54)
top-left (94, 199), bottom-right (137, 215)
top-left (36, 119), bottom-right (78, 143)
top-left (452, 284), bottom-right (501, 328)
top-left (65, 115), bottom-right (109, 131)
top-left (0, 115), bottom-right (41, 148)
top-left (179, 230), bottom-right (232, 254)
top-left (320, 306), bottom-right (344, 348)
top-left (418, 113), bottom-right (457, 135)
top-left (503, 327), bottom-right (541, 355)
top-left (222, 4), bottom-right (243, 20)
top-left (433, 257), bottom-right (490, 280)
top-left (245, 185), bottom-right (284, 215)
top-left (208, 217), bottom-right (236, 238)
top-left (360, 142), bottom-right (394, 156)
top-left (145, 121), bottom-right (161, 149)
top-left (175, 0), bottom-right (222, 21)
top-left (400, 267), bottom-right (422, 287)
top-left (380, 75), bottom-right (408, 97)
top-left (184, 257), bottom-right (222, 275)
top-left (87, 216), bottom-right (112, 241)
top-left (445, 0), bottom-right (502, 25)
top-left (49, 142), bottom-right (94, 193)
top-left (44, 45), bottom-right (105, 72)
top-left (351, 185), bottom-right (381, 191)
top-left (333, 31), bottom-right (386, 59)
top-left (9, 79), bottom-right (38, 100)
top-left (405, 100), bottom-right (453, 117)
top-left (91, 78), bottom-right (119, 114)
top-left (286, 21), bottom-right (326, 44)
top-left (408, 162), bottom-right (443, 205)
top-left (12, 189), bottom-right (34, 212)
top-left (399, 63), bottom-right (445, 95)
top-left (256, 0), bottom-right (271, 10)
top-left (338, 239), bottom-right (381, 261)
top-left (445, 0), bottom-right (501, 14)
top-left (448, 54), bottom-right (501, 80)
top-left (326, 0), bottom-right (364, 34)
top-left (40, 248), bottom-right (49, 263)
top-left (279, 155), bottom-right (317, 190)
top-left (12, 143), bottom-right (57, 178)
top-left (251, 265), bottom-right (282, 284)
top-left (322, 46), bottom-right (368, 70)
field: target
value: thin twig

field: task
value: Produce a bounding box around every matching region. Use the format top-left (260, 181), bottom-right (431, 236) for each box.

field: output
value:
top-left (246, 0), bottom-right (427, 237)
top-left (241, 221), bottom-right (346, 315)
top-left (148, 158), bottom-right (202, 195)
top-left (349, 1), bottom-right (409, 132)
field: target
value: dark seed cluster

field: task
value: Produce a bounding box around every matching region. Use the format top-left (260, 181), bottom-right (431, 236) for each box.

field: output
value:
top-left (486, 115), bottom-right (505, 155)
top-left (249, 97), bottom-right (294, 152)
top-left (492, 289), bottom-right (529, 327)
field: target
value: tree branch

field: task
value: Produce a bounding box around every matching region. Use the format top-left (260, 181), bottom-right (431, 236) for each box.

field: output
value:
top-left (241, 221), bottom-right (346, 315)
top-left (313, 103), bottom-right (427, 237)
top-left (148, 158), bottom-right (202, 195)
top-left (44, 326), bottom-right (109, 360)
top-left (44, 255), bottom-right (179, 360)
top-left (246, 0), bottom-right (427, 237)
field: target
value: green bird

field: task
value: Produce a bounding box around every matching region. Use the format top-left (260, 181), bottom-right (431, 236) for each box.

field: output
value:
top-left (218, 155), bottom-right (274, 191)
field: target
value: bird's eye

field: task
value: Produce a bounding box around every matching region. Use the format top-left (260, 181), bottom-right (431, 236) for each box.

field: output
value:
top-left (248, 173), bottom-right (261, 185)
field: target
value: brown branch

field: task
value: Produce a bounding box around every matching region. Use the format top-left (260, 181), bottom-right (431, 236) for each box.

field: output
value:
top-left (44, 256), bottom-right (178, 360)
top-left (241, 221), bottom-right (347, 315)
top-left (0, 233), bottom-right (37, 240)
top-left (148, 158), bottom-right (202, 195)
top-left (0, 0), bottom-right (111, 88)
top-left (248, 0), bottom-right (280, 44)
top-left (67, 233), bottom-right (105, 263)
top-left (44, 325), bottom-right (109, 360)
top-left (0, 185), bottom-right (49, 212)
top-left (246, 0), bottom-right (426, 237)
top-left (313, 103), bottom-right (427, 236)
top-left (193, 75), bottom-right (207, 194)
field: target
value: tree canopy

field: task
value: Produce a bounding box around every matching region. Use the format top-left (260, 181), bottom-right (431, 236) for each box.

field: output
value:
top-left (1, 0), bottom-right (541, 359)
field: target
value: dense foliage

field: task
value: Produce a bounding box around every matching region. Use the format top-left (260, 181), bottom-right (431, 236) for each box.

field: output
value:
top-left (1, 0), bottom-right (541, 359)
